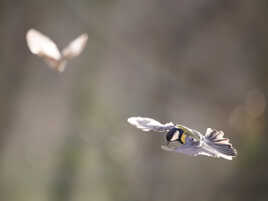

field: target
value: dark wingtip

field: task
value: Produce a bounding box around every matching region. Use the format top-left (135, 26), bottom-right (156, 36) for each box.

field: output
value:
top-left (206, 128), bottom-right (238, 157)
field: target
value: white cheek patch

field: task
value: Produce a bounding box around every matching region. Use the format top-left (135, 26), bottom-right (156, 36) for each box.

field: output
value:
top-left (171, 131), bottom-right (180, 141)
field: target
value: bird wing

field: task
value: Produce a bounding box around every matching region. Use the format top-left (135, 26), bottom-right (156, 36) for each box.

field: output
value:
top-left (161, 144), bottom-right (214, 158)
top-left (204, 128), bottom-right (237, 159)
top-left (26, 29), bottom-right (61, 62)
top-left (161, 136), bottom-right (213, 157)
top-left (128, 117), bottom-right (175, 132)
top-left (62, 33), bottom-right (88, 60)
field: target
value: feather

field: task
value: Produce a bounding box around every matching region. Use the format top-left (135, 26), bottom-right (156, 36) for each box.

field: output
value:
top-left (127, 117), bottom-right (174, 132)
top-left (205, 128), bottom-right (237, 157)
top-left (26, 29), bottom-right (61, 62)
top-left (62, 33), bottom-right (88, 60)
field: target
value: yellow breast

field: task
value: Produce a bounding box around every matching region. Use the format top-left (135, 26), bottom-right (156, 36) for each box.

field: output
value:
top-left (180, 133), bottom-right (187, 144)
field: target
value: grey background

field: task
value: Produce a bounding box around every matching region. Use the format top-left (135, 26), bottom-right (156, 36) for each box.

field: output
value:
top-left (0, 0), bottom-right (267, 201)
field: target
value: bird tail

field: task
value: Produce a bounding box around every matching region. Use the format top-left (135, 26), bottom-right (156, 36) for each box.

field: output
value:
top-left (205, 128), bottom-right (237, 160)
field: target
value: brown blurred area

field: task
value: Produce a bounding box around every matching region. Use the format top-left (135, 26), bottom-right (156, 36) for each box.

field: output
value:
top-left (0, 0), bottom-right (267, 201)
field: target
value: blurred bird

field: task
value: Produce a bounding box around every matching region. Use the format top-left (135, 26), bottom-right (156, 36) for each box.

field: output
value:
top-left (26, 28), bottom-right (88, 72)
top-left (128, 117), bottom-right (237, 160)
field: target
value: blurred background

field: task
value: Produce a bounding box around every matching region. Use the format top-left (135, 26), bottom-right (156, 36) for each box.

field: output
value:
top-left (0, 0), bottom-right (267, 201)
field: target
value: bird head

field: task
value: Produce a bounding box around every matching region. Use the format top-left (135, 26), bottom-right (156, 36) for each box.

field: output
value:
top-left (166, 127), bottom-right (185, 144)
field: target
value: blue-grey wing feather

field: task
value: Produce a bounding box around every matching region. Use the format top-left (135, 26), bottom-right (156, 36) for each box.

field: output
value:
top-left (128, 117), bottom-right (175, 132)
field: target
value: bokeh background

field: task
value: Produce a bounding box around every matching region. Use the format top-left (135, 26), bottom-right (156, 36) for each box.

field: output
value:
top-left (1, 0), bottom-right (267, 201)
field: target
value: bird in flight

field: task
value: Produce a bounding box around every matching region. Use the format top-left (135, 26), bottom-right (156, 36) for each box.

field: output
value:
top-left (128, 117), bottom-right (237, 160)
top-left (26, 28), bottom-right (88, 72)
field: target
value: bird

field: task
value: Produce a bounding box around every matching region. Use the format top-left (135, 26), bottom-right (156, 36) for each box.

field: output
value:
top-left (26, 28), bottom-right (88, 72)
top-left (128, 117), bottom-right (237, 160)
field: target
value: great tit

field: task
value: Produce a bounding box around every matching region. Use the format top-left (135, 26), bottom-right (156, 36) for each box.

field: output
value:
top-left (128, 117), bottom-right (237, 160)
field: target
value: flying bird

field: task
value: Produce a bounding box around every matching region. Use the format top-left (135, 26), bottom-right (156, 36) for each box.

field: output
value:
top-left (26, 28), bottom-right (88, 72)
top-left (128, 117), bottom-right (237, 160)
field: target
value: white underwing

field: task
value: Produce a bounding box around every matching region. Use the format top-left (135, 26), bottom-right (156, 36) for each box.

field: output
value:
top-left (26, 28), bottom-right (88, 72)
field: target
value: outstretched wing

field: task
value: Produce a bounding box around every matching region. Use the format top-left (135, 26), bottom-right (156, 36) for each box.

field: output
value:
top-left (161, 144), bottom-right (214, 157)
top-left (26, 29), bottom-right (61, 63)
top-left (62, 33), bottom-right (88, 60)
top-left (204, 128), bottom-right (237, 158)
top-left (127, 117), bottom-right (175, 132)
top-left (161, 137), bottom-right (212, 157)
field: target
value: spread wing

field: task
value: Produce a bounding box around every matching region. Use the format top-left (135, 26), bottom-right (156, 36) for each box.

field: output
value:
top-left (161, 142), bottom-right (216, 158)
top-left (62, 33), bottom-right (88, 60)
top-left (204, 128), bottom-right (237, 158)
top-left (26, 29), bottom-right (61, 63)
top-left (161, 137), bottom-right (210, 157)
top-left (127, 117), bottom-right (175, 132)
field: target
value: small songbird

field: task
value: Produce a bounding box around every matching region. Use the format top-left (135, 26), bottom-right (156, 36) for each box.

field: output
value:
top-left (26, 28), bottom-right (88, 72)
top-left (128, 117), bottom-right (237, 160)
